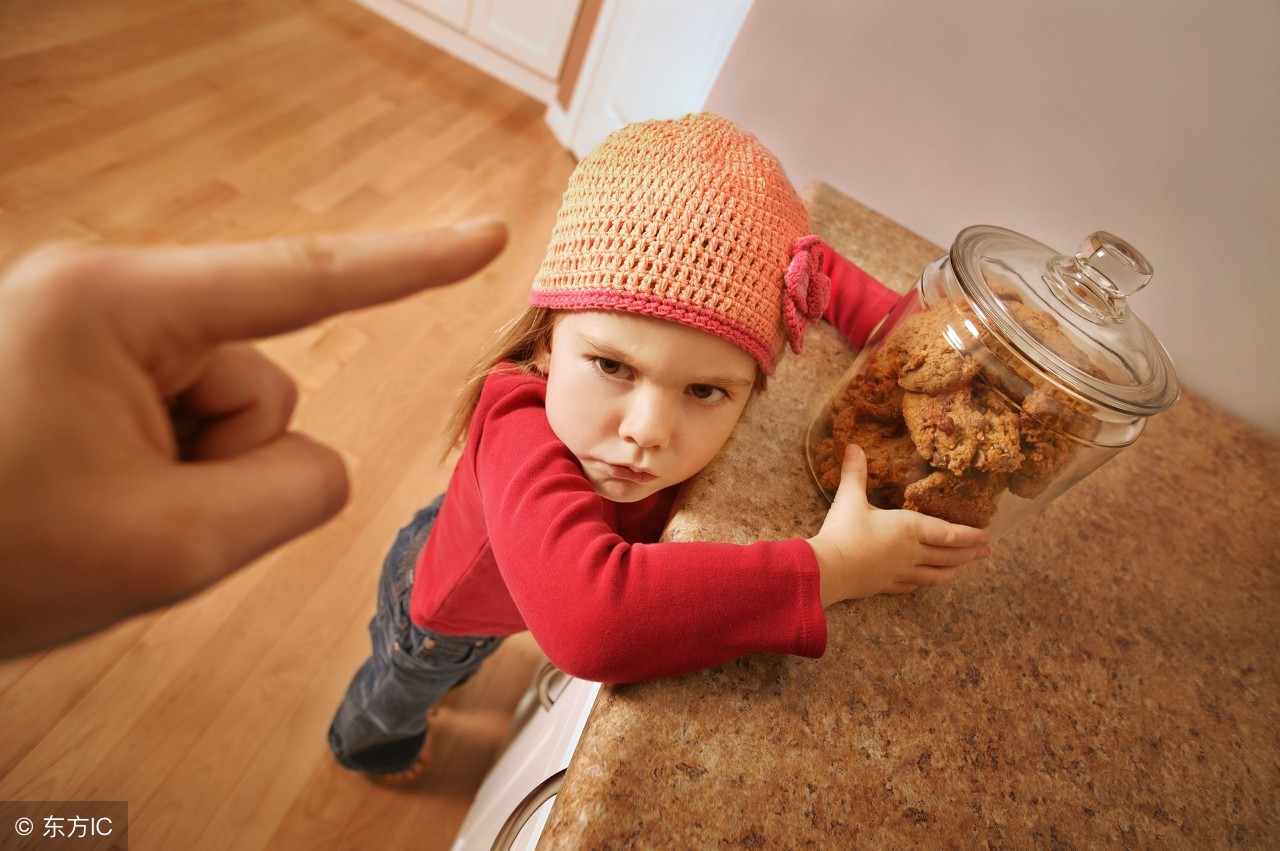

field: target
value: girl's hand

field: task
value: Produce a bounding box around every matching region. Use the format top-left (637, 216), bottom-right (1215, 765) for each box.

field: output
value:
top-left (808, 444), bottom-right (991, 606)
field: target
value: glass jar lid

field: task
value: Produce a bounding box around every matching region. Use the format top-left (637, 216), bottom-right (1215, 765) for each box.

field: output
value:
top-left (950, 225), bottom-right (1180, 416)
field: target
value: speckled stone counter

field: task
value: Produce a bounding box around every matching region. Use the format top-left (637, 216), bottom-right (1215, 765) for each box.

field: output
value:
top-left (539, 184), bottom-right (1280, 848)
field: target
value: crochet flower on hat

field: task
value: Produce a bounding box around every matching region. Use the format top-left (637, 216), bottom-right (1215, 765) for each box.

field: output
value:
top-left (783, 235), bottom-right (831, 356)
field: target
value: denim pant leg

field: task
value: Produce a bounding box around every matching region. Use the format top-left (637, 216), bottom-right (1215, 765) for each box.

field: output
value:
top-left (328, 497), bottom-right (505, 774)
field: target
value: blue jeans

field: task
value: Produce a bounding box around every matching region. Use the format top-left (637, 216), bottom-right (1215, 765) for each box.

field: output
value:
top-left (328, 497), bottom-right (505, 774)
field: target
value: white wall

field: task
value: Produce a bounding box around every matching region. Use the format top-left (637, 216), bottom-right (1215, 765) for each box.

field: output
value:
top-left (706, 0), bottom-right (1280, 434)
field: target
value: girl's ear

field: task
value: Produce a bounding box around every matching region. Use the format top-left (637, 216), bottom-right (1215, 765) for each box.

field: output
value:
top-left (532, 341), bottom-right (551, 375)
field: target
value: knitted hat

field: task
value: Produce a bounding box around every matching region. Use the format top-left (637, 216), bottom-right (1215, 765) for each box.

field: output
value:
top-left (530, 113), bottom-right (830, 374)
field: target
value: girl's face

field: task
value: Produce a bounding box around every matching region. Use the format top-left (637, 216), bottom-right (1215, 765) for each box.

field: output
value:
top-left (539, 311), bottom-right (758, 503)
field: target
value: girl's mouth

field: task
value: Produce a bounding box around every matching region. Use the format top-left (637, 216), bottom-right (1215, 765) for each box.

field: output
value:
top-left (605, 463), bottom-right (656, 483)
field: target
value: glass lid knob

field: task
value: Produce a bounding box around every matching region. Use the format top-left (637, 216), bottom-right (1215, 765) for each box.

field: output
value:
top-left (1046, 231), bottom-right (1152, 324)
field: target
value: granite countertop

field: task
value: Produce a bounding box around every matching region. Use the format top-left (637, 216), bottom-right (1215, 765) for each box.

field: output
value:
top-left (540, 184), bottom-right (1280, 848)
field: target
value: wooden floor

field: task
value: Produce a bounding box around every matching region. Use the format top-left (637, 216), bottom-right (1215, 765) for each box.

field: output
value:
top-left (0, 1), bottom-right (576, 848)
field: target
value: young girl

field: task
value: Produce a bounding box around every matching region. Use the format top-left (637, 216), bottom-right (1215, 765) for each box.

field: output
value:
top-left (328, 113), bottom-right (990, 779)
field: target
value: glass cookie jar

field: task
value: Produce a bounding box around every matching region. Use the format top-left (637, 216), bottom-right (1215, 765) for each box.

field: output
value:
top-left (807, 226), bottom-right (1180, 539)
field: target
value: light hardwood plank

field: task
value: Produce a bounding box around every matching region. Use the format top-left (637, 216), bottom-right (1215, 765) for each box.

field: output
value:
top-left (0, 1), bottom-right (576, 848)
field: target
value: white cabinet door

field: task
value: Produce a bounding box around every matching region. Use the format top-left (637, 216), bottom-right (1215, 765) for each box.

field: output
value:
top-left (450, 666), bottom-right (601, 851)
top-left (469, 0), bottom-right (581, 78)
top-left (399, 0), bottom-right (469, 28)
top-left (546, 0), bottom-right (754, 159)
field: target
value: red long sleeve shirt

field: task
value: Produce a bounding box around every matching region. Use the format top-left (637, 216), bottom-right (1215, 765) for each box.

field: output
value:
top-left (409, 251), bottom-right (899, 683)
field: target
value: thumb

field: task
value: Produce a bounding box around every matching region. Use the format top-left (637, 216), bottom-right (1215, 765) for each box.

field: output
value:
top-left (159, 433), bottom-right (350, 598)
top-left (830, 443), bottom-right (870, 510)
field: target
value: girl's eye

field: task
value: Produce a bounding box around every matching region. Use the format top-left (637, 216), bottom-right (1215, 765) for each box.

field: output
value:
top-left (592, 357), bottom-right (627, 377)
top-left (688, 384), bottom-right (730, 404)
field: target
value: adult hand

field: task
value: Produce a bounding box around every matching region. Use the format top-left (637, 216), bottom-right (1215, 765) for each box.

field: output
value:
top-left (0, 221), bottom-right (508, 658)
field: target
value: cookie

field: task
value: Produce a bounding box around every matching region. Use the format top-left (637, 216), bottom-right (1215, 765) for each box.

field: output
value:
top-left (844, 347), bottom-right (904, 423)
top-left (901, 385), bottom-right (1023, 476)
top-left (903, 470), bottom-right (1006, 528)
top-left (885, 307), bottom-right (979, 394)
top-left (819, 412), bottom-right (924, 496)
top-left (1003, 299), bottom-right (1107, 379)
top-left (1009, 390), bottom-right (1083, 498)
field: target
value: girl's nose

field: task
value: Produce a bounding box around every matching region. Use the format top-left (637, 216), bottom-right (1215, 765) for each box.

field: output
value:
top-left (618, 389), bottom-right (673, 450)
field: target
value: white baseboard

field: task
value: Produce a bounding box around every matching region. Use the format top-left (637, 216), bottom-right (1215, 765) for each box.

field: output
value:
top-left (543, 99), bottom-right (574, 150)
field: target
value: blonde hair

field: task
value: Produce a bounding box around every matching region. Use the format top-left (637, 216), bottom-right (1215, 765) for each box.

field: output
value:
top-left (443, 306), bottom-right (767, 456)
top-left (443, 306), bottom-right (557, 455)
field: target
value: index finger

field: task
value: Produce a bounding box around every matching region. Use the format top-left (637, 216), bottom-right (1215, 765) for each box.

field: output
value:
top-left (916, 514), bottom-right (991, 548)
top-left (128, 219), bottom-right (508, 342)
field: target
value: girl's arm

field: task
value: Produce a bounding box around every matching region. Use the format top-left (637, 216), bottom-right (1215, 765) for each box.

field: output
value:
top-left (474, 383), bottom-right (826, 684)
top-left (820, 246), bottom-right (901, 348)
